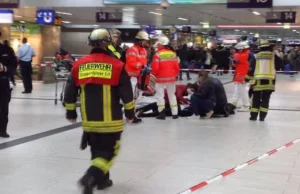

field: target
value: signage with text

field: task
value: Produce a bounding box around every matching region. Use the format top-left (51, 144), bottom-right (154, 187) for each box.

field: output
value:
top-left (104, 0), bottom-right (225, 4)
top-left (96, 12), bottom-right (122, 23)
top-left (0, 10), bottom-right (13, 24)
top-left (36, 9), bottom-right (55, 25)
top-left (266, 11), bottom-right (296, 23)
top-left (0, 0), bottom-right (18, 8)
top-left (227, 0), bottom-right (272, 8)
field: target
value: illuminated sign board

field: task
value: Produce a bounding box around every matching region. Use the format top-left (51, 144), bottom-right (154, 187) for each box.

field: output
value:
top-left (0, 10), bottom-right (13, 24)
top-left (36, 9), bottom-right (55, 25)
top-left (104, 0), bottom-right (225, 4)
top-left (0, 0), bottom-right (19, 8)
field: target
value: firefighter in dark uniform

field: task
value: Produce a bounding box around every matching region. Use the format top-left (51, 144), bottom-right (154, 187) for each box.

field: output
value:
top-left (246, 39), bottom-right (276, 121)
top-left (108, 29), bottom-right (125, 62)
top-left (0, 35), bottom-right (17, 138)
top-left (63, 28), bottom-right (135, 194)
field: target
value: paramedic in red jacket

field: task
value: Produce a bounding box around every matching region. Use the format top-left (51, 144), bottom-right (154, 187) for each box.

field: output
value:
top-left (151, 35), bottom-right (180, 120)
top-left (125, 30), bottom-right (149, 123)
top-left (231, 41), bottom-right (250, 111)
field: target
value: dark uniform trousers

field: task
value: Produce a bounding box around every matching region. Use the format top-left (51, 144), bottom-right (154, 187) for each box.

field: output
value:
top-left (251, 90), bottom-right (272, 120)
top-left (0, 78), bottom-right (11, 132)
top-left (87, 132), bottom-right (121, 181)
top-left (20, 60), bottom-right (33, 92)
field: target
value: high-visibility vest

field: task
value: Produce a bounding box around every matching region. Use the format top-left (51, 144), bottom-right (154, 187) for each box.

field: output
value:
top-left (108, 45), bottom-right (121, 59)
top-left (254, 51), bottom-right (276, 80)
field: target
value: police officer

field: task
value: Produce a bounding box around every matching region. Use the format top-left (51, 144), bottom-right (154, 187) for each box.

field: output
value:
top-left (0, 34), bottom-right (17, 138)
top-left (246, 39), bottom-right (276, 121)
top-left (108, 29), bottom-right (125, 62)
top-left (63, 28), bottom-right (135, 194)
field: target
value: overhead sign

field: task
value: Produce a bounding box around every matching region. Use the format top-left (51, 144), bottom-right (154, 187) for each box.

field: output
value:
top-left (96, 12), bottom-right (122, 23)
top-left (0, 0), bottom-right (19, 8)
top-left (266, 11), bottom-right (296, 23)
top-left (227, 0), bottom-right (272, 8)
top-left (104, 0), bottom-right (225, 4)
top-left (0, 10), bottom-right (13, 24)
top-left (141, 25), bottom-right (156, 35)
top-left (36, 9), bottom-right (55, 25)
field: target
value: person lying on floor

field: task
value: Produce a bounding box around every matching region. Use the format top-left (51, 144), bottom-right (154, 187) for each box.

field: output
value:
top-left (136, 84), bottom-right (194, 118)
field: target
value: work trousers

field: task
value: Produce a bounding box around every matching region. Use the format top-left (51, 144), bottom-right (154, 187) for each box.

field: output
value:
top-left (155, 82), bottom-right (178, 116)
top-left (86, 132), bottom-right (121, 181)
top-left (250, 90), bottom-right (272, 120)
top-left (20, 60), bottom-right (33, 92)
top-left (131, 77), bottom-right (143, 106)
top-left (190, 95), bottom-right (215, 116)
top-left (0, 78), bottom-right (11, 132)
top-left (232, 82), bottom-right (250, 107)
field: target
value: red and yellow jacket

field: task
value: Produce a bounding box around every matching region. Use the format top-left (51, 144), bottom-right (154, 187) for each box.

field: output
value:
top-left (233, 50), bottom-right (250, 83)
top-left (64, 48), bottom-right (135, 133)
top-left (151, 48), bottom-right (180, 83)
top-left (125, 44), bottom-right (147, 77)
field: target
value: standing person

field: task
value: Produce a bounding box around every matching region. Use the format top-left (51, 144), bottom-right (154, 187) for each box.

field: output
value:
top-left (63, 28), bottom-right (135, 194)
top-left (3, 40), bottom-right (16, 86)
top-left (0, 33), bottom-right (17, 138)
top-left (231, 42), bottom-right (250, 111)
top-left (107, 29), bottom-right (124, 62)
top-left (16, 37), bottom-right (36, 94)
top-left (125, 30), bottom-right (149, 123)
top-left (151, 35), bottom-right (180, 120)
top-left (178, 44), bottom-right (191, 80)
top-left (247, 40), bottom-right (276, 121)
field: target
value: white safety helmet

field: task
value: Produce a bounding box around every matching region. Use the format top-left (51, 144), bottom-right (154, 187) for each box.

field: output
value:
top-left (259, 39), bottom-right (270, 48)
top-left (235, 41), bottom-right (248, 50)
top-left (135, 30), bottom-right (150, 41)
top-left (153, 35), bottom-right (170, 48)
top-left (88, 28), bottom-right (111, 46)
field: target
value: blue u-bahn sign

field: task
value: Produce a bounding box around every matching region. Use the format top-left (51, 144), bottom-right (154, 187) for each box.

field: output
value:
top-left (36, 9), bottom-right (55, 25)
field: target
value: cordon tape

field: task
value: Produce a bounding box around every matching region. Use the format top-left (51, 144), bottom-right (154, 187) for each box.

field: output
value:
top-left (176, 137), bottom-right (300, 194)
top-left (180, 68), bottom-right (300, 73)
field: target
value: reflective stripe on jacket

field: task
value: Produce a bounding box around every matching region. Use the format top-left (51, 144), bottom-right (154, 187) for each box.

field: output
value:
top-left (125, 44), bottom-right (147, 77)
top-left (108, 45), bottom-right (121, 59)
top-left (151, 48), bottom-right (180, 83)
top-left (64, 48), bottom-right (135, 133)
top-left (254, 51), bottom-right (276, 80)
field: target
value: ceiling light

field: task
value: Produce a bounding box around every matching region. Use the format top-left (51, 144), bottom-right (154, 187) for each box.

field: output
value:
top-left (252, 11), bottom-right (261, 15)
top-left (122, 8), bottom-right (134, 11)
top-left (178, 17), bottom-right (188, 21)
top-left (20, 21), bottom-right (25, 23)
top-left (200, 22), bottom-right (209, 25)
top-left (277, 22), bottom-right (282, 25)
top-left (14, 15), bottom-right (22, 18)
top-left (234, 29), bottom-right (240, 31)
top-left (243, 31), bottom-right (247, 33)
top-left (149, 11), bottom-right (162, 16)
top-left (56, 11), bottom-right (72, 15)
top-left (93, 25), bottom-right (99, 27)
top-left (62, 21), bottom-right (71, 24)
top-left (249, 32), bottom-right (254, 34)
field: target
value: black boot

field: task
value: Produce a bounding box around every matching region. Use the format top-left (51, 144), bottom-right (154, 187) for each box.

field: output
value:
top-left (79, 173), bottom-right (97, 194)
top-left (156, 110), bottom-right (166, 120)
top-left (97, 172), bottom-right (113, 190)
top-left (250, 112), bottom-right (258, 121)
top-left (172, 115), bottom-right (179, 119)
top-left (132, 116), bottom-right (142, 123)
top-left (0, 132), bottom-right (10, 138)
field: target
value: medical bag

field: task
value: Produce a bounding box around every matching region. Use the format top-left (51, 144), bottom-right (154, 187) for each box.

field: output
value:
top-left (137, 66), bottom-right (156, 92)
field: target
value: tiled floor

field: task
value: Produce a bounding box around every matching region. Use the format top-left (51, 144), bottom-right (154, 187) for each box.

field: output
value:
top-left (2, 73), bottom-right (300, 194)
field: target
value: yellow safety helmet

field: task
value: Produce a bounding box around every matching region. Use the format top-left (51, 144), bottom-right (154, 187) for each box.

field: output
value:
top-left (88, 28), bottom-right (111, 46)
top-left (259, 39), bottom-right (270, 48)
top-left (135, 30), bottom-right (150, 41)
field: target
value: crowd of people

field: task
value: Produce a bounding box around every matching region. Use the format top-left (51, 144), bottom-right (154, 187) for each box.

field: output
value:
top-left (0, 27), bottom-right (278, 194)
